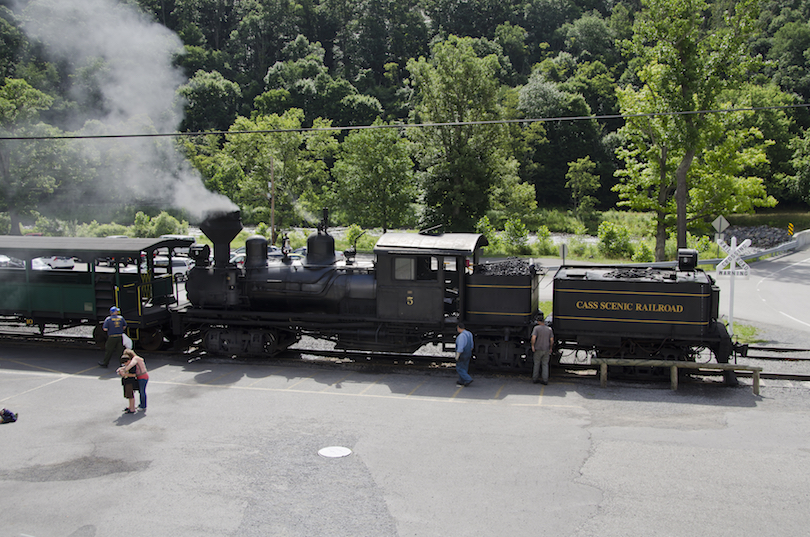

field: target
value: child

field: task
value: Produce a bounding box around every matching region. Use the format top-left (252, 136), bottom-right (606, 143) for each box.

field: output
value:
top-left (117, 355), bottom-right (138, 414)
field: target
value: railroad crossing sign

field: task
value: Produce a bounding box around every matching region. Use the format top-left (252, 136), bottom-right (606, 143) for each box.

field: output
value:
top-left (716, 236), bottom-right (750, 337)
top-left (716, 237), bottom-right (751, 278)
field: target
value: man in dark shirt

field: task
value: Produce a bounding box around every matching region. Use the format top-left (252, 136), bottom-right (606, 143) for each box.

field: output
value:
top-left (99, 306), bottom-right (127, 368)
top-left (531, 314), bottom-right (554, 385)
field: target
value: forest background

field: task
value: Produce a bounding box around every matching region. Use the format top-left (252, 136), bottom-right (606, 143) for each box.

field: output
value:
top-left (2, 0), bottom-right (810, 261)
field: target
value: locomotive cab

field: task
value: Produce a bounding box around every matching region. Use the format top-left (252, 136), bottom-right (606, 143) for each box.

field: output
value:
top-left (373, 232), bottom-right (488, 323)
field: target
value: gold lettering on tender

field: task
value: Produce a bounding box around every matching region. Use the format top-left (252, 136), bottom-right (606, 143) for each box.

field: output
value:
top-left (634, 303), bottom-right (684, 313)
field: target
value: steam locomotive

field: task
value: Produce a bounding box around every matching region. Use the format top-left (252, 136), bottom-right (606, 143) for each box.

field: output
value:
top-left (174, 209), bottom-right (539, 369)
top-left (175, 209), bottom-right (737, 381)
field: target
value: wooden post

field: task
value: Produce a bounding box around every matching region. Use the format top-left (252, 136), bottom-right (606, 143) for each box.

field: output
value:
top-left (600, 363), bottom-right (608, 388)
top-left (670, 365), bottom-right (678, 391)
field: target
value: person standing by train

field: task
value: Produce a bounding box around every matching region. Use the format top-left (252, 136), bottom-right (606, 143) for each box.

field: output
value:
top-left (98, 306), bottom-right (127, 368)
top-left (531, 313), bottom-right (554, 385)
top-left (120, 349), bottom-right (148, 411)
top-left (455, 323), bottom-right (474, 387)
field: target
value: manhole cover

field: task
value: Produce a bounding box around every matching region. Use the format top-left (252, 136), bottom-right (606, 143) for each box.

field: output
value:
top-left (318, 446), bottom-right (352, 458)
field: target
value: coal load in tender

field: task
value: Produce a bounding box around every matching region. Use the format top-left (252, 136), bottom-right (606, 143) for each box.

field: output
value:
top-left (477, 257), bottom-right (533, 276)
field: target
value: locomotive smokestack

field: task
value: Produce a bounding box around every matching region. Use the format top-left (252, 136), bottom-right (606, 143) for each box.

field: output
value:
top-left (200, 210), bottom-right (242, 268)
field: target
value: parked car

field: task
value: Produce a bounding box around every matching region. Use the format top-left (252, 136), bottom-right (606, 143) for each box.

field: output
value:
top-left (229, 252), bottom-right (246, 267)
top-left (153, 256), bottom-right (193, 282)
top-left (31, 258), bottom-right (53, 270)
top-left (38, 256), bottom-right (74, 269)
top-left (159, 234), bottom-right (195, 256)
top-left (0, 254), bottom-right (24, 268)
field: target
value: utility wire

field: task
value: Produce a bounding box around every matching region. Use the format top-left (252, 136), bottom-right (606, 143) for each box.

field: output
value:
top-left (0, 103), bottom-right (808, 141)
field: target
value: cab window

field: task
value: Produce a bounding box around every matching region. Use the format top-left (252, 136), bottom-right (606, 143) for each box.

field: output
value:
top-left (394, 256), bottom-right (438, 281)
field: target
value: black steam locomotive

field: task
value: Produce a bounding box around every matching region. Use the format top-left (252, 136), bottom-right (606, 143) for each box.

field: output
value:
top-left (174, 210), bottom-right (737, 381)
top-left (174, 210), bottom-right (539, 368)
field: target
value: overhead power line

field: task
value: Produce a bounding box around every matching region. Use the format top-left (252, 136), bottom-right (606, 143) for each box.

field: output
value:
top-left (0, 103), bottom-right (808, 141)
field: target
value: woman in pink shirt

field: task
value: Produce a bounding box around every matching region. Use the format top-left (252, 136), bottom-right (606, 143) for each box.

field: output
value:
top-left (119, 349), bottom-right (149, 411)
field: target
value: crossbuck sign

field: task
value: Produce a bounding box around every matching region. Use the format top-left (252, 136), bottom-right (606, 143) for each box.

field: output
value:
top-left (716, 236), bottom-right (751, 336)
top-left (716, 236), bottom-right (751, 278)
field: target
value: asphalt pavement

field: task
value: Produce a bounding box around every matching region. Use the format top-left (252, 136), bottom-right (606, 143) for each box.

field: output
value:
top-left (3, 340), bottom-right (810, 537)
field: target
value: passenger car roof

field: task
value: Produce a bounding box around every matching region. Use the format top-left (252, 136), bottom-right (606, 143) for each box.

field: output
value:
top-left (0, 236), bottom-right (194, 261)
top-left (374, 232), bottom-right (488, 256)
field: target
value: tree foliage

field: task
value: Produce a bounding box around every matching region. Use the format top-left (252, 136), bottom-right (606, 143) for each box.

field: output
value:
top-left (2, 0), bottom-right (810, 237)
top-left (330, 120), bottom-right (416, 231)
top-left (623, 0), bottom-right (762, 251)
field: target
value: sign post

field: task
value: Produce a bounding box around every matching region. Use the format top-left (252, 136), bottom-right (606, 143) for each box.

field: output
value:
top-left (716, 236), bottom-right (751, 336)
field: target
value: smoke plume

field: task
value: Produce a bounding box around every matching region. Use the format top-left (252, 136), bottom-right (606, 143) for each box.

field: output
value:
top-left (18, 0), bottom-right (237, 222)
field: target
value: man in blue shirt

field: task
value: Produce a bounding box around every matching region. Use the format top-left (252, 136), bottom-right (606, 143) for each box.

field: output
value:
top-left (99, 306), bottom-right (127, 367)
top-left (455, 323), bottom-right (474, 387)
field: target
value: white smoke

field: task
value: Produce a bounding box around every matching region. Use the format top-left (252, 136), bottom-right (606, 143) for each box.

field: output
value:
top-left (19, 0), bottom-right (237, 222)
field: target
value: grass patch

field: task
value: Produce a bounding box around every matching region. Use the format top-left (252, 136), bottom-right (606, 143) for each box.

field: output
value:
top-left (728, 322), bottom-right (767, 345)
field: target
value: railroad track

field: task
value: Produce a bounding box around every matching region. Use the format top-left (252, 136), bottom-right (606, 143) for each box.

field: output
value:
top-left (3, 330), bottom-right (810, 383)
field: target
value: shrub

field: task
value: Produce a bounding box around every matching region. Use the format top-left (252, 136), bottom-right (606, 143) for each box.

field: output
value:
top-left (631, 241), bottom-right (655, 263)
top-left (533, 208), bottom-right (583, 233)
top-left (504, 217), bottom-right (530, 254)
top-left (345, 224), bottom-right (364, 247)
top-left (533, 225), bottom-right (556, 256)
top-left (597, 221), bottom-right (633, 258)
top-left (664, 232), bottom-right (715, 259)
top-left (601, 210), bottom-right (655, 238)
top-left (75, 220), bottom-right (130, 237)
top-left (567, 237), bottom-right (599, 258)
top-left (476, 215), bottom-right (503, 254)
top-left (152, 212), bottom-right (188, 236)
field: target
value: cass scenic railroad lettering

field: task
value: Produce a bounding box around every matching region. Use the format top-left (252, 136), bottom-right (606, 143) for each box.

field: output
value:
top-left (576, 301), bottom-right (684, 313)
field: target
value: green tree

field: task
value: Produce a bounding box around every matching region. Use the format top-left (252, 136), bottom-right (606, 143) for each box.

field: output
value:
top-left (687, 108), bottom-right (777, 222)
top-left (624, 0), bottom-right (761, 251)
top-left (187, 108), bottom-right (338, 227)
top-left (788, 128), bottom-right (810, 204)
top-left (719, 83), bottom-right (798, 202)
top-left (615, 78), bottom-right (777, 260)
top-left (0, 78), bottom-right (61, 235)
top-left (565, 156), bottom-right (600, 229)
top-left (330, 120), bottom-right (416, 231)
top-left (177, 70), bottom-right (241, 132)
top-left (258, 35), bottom-right (382, 126)
top-left (518, 66), bottom-right (605, 206)
top-left (407, 35), bottom-right (522, 231)
top-left (767, 20), bottom-right (810, 101)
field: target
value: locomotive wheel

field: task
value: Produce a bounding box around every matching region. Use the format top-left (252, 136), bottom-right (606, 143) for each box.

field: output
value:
top-left (139, 328), bottom-right (164, 352)
top-left (92, 323), bottom-right (106, 348)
